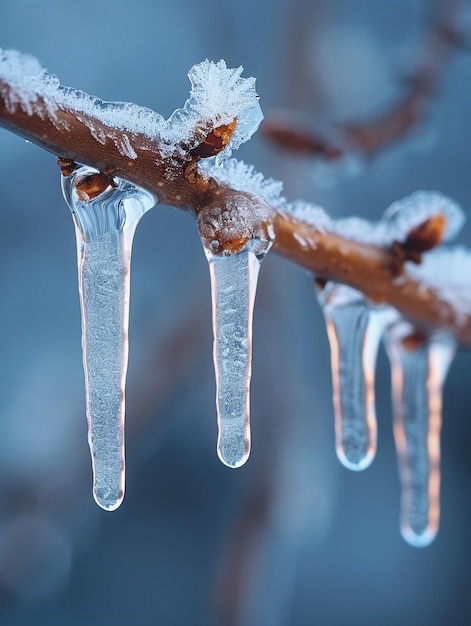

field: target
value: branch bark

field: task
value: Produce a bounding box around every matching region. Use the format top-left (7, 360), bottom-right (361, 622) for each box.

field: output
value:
top-left (1, 76), bottom-right (471, 345)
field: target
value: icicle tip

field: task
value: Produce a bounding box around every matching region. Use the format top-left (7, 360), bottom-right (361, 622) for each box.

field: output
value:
top-left (217, 446), bottom-right (251, 469)
top-left (217, 426), bottom-right (251, 468)
top-left (93, 487), bottom-right (125, 512)
top-left (336, 447), bottom-right (376, 472)
top-left (400, 524), bottom-right (438, 548)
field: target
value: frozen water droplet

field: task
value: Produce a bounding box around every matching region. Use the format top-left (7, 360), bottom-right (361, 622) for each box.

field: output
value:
top-left (318, 284), bottom-right (389, 471)
top-left (62, 166), bottom-right (155, 510)
top-left (206, 247), bottom-right (263, 468)
top-left (384, 323), bottom-right (455, 547)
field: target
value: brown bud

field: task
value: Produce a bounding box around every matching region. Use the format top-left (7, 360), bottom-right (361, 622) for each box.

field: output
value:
top-left (75, 172), bottom-right (114, 202)
top-left (197, 193), bottom-right (274, 257)
top-left (391, 214), bottom-right (447, 274)
top-left (190, 118), bottom-right (237, 159)
top-left (405, 214), bottom-right (447, 253)
top-left (198, 204), bottom-right (250, 255)
top-left (57, 157), bottom-right (78, 177)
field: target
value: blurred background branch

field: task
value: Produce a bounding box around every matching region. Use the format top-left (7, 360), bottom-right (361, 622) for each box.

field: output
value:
top-left (262, 0), bottom-right (464, 159)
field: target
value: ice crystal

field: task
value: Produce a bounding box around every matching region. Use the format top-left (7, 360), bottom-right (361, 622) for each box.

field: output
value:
top-left (284, 190), bottom-right (464, 246)
top-left (198, 158), bottom-right (284, 205)
top-left (383, 191), bottom-right (464, 243)
top-left (0, 49), bottom-right (48, 115)
top-left (406, 246), bottom-right (471, 323)
top-left (282, 200), bottom-right (331, 232)
top-left (0, 49), bottom-right (261, 162)
top-left (0, 48), bottom-right (167, 154)
top-left (168, 60), bottom-right (262, 158)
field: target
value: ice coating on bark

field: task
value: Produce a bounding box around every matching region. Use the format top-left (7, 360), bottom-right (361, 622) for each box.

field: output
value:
top-left (62, 166), bottom-right (155, 510)
top-left (318, 284), bottom-right (390, 470)
top-left (206, 249), bottom-right (261, 467)
top-left (0, 49), bottom-right (261, 160)
top-left (384, 322), bottom-right (455, 547)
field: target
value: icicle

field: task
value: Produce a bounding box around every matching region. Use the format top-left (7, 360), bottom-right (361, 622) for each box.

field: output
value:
top-left (62, 166), bottom-right (155, 510)
top-left (197, 190), bottom-right (274, 469)
top-left (200, 223), bottom-right (275, 469)
top-left (205, 246), bottom-right (261, 468)
top-left (317, 284), bottom-right (389, 471)
top-left (384, 323), bottom-right (455, 547)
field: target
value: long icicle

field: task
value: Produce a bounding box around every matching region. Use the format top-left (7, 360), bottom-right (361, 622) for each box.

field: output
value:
top-left (206, 248), bottom-right (261, 468)
top-left (384, 322), bottom-right (455, 546)
top-left (62, 166), bottom-right (155, 510)
top-left (318, 284), bottom-right (387, 470)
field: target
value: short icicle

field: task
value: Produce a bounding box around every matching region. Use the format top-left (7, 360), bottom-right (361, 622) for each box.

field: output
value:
top-left (317, 284), bottom-right (387, 471)
top-left (384, 322), bottom-right (455, 547)
top-left (62, 166), bottom-right (155, 510)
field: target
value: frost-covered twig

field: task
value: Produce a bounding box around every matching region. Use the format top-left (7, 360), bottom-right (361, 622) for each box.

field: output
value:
top-left (1, 49), bottom-right (471, 347)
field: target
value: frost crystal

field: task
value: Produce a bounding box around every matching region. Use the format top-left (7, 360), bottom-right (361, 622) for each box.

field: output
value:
top-left (334, 192), bottom-right (463, 246)
top-left (0, 49), bottom-right (48, 115)
top-left (0, 49), bottom-right (167, 141)
top-left (383, 191), bottom-right (464, 243)
top-left (284, 200), bottom-right (332, 232)
top-left (406, 246), bottom-right (471, 323)
top-left (198, 158), bottom-right (284, 205)
top-left (287, 190), bottom-right (464, 246)
top-left (0, 48), bottom-right (167, 155)
top-left (384, 322), bottom-right (455, 547)
top-left (167, 60), bottom-right (262, 159)
top-left (62, 166), bottom-right (155, 510)
top-left (0, 49), bottom-right (261, 161)
top-left (333, 215), bottom-right (390, 246)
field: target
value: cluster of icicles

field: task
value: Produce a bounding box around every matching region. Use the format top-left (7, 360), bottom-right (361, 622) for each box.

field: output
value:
top-left (63, 165), bottom-right (454, 547)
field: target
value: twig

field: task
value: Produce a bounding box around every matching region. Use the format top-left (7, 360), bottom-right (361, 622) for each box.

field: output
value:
top-left (1, 69), bottom-right (471, 346)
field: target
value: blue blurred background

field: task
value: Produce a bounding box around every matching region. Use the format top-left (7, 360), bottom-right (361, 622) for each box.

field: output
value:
top-left (1, 0), bottom-right (471, 624)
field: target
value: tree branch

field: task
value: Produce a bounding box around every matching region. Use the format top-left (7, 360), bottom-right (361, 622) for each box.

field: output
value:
top-left (261, 0), bottom-right (463, 159)
top-left (1, 65), bottom-right (471, 346)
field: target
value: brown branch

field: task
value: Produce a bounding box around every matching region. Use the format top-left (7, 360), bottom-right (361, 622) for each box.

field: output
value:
top-left (261, 0), bottom-right (463, 159)
top-left (273, 214), bottom-right (469, 342)
top-left (1, 75), bottom-right (471, 346)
